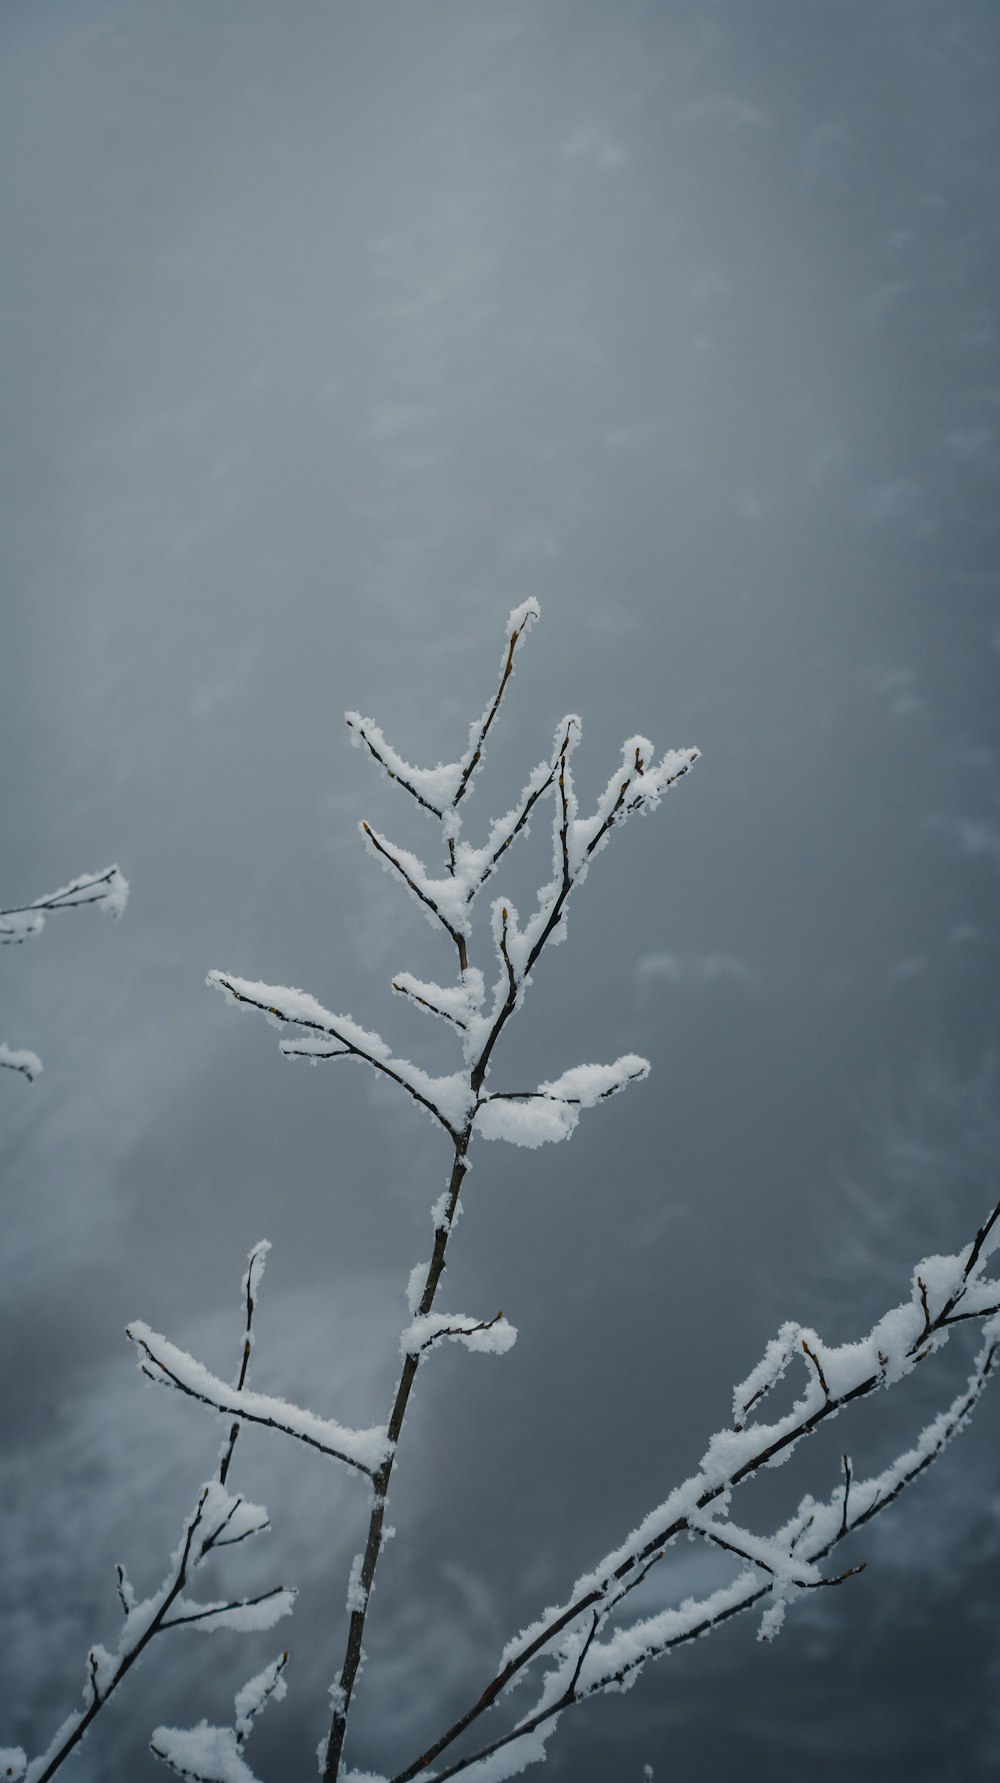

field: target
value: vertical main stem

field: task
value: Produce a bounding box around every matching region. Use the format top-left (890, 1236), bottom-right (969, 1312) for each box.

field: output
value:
top-left (322, 1132), bottom-right (471, 1782)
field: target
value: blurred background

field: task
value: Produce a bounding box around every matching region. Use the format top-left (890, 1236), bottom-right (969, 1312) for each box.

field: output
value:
top-left (1, 3), bottom-right (999, 1778)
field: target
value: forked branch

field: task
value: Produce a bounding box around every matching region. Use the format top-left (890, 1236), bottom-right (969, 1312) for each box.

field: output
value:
top-left (390, 1202), bottom-right (1000, 1781)
top-left (16, 1246), bottom-right (291, 1783)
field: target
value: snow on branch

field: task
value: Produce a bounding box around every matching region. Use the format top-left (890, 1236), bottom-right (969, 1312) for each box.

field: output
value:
top-left (475, 1056), bottom-right (650, 1148)
top-left (1, 865), bottom-right (128, 1083)
top-left (0, 866), bottom-right (128, 944)
top-left (19, 1484), bottom-right (292, 1783)
top-left (0, 1043), bottom-right (43, 1082)
top-left (127, 1322), bottom-right (389, 1477)
top-left (11, 1244), bottom-right (292, 1783)
top-left (452, 747), bottom-right (561, 904)
top-left (151, 1653), bottom-right (288, 1783)
top-left (206, 973), bottom-right (473, 1138)
top-left (345, 600), bottom-right (539, 828)
top-left (391, 970), bottom-right (485, 1033)
top-left (485, 722), bottom-right (699, 998)
top-left (390, 1204), bottom-right (1000, 1782)
top-left (399, 1311), bottom-right (517, 1358)
top-left (360, 825), bottom-right (473, 945)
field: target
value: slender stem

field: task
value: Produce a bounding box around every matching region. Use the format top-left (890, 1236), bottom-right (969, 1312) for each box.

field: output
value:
top-left (0, 867), bottom-right (120, 921)
top-left (322, 1134), bottom-right (472, 1780)
top-left (28, 1255), bottom-right (273, 1783)
top-left (31, 1498), bottom-right (208, 1783)
top-left (324, 733), bottom-right (657, 1775)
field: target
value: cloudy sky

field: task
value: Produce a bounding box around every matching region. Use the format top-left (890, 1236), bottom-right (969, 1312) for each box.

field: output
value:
top-left (2, 3), bottom-right (999, 1779)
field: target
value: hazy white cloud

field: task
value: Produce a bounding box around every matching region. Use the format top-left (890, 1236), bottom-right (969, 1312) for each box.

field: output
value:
top-left (864, 665), bottom-right (922, 720)
top-left (635, 951), bottom-right (758, 988)
top-left (676, 93), bottom-right (771, 132)
top-left (557, 124), bottom-right (628, 168)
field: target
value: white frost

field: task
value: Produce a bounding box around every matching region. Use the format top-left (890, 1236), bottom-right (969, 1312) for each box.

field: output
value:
top-left (475, 1055), bottom-right (649, 1147)
top-left (151, 1653), bottom-right (288, 1781)
top-left (207, 972), bottom-right (474, 1133)
top-left (0, 866), bottom-right (128, 943)
top-left (400, 1313), bottom-right (517, 1357)
top-left (128, 1321), bottom-right (389, 1473)
top-left (0, 1044), bottom-right (43, 1082)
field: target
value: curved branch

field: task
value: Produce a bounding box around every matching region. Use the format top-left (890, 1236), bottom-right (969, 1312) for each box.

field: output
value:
top-left (129, 1329), bottom-right (383, 1478)
top-left (209, 974), bottom-right (462, 1139)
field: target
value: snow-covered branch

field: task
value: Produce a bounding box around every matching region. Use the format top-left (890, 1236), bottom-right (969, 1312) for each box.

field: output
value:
top-left (345, 600), bottom-right (540, 834)
top-left (7, 1246), bottom-right (293, 1783)
top-left (203, 603), bottom-right (704, 1782)
top-left (391, 1200), bottom-right (1000, 1781)
top-left (151, 1653), bottom-right (288, 1783)
top-left (206, 973), bottom-right (472, 1139)
top-left (192, 599), bottom-right (996, 1783)
top-left (0, 866), bottom-right (128, 944)
top-left (1, 865), bottom-right (128, 1081)
top-left (399, 1311), bottom-right (517, 1358)
top-left (127, 1322), bottom-right (388, 1477)
top-left (474, 1056), bottom-right (650, 1148)
top-left (13, 1477), bottom-right (293, 1783)
top-left (0, 1043), bottom-right (43, 1082)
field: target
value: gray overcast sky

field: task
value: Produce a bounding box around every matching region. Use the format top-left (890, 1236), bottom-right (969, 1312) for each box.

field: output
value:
top-left (2, 4), bottom-right (999, 1780)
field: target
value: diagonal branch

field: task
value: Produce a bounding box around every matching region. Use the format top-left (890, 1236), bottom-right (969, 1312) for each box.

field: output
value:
top-left (160, 1584), bottom-right (292, 1631)
top-left (392, 979), bottom-right (467, 1030)
top-left (0, 865), bottom-right (128, 935)
top-left (390, 1208), bottom-right (1000, 1781)
top-left (462, 763), bottom-right (557, 901)
top-left (208, 973), bottom-right (463, 1139)
top-left (218, 1241), bottom-right (269, 1489)
top-left (361, 825), bottom-right (469, 957)
top-left (453, 600), bottom-right (540, 809)
top-left (128, 1326), bottom-right (385, 1478)
top-left (344, 715), bottom-right (448, 819)
top-left (402, 1329), bottom-right (997, 1782)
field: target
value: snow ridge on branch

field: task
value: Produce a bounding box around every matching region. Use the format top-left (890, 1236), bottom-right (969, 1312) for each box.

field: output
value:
top-left (0, 866), bottom-right (128, 944)
top-left (127, 1321), bottom-right (389, 1477)
top-left (151, 1653), bottom-right (288, 1783)
top-left (1, 865), bottom-right (128, 1081)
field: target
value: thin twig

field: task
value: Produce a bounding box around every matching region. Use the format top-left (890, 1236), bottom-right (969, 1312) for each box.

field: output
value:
top-left (361, 825), bottom-right (467, 956)
top-left (160, 1584), bottom-right (289, 1631)
top-left (413, 1313), bottom-right (505, 1354)
top-left (839, 1455), bottom-right (852, 1540)
top-left (344, 718), bottom-right (446, 819)
top-left (0, 867), bottom-right (121, 922)
top-left (131, 1335), bottom-right (375, 1478)
top-left (453, 618), bottom-right (531, 809)
top-left (215, 975), bottom-right (459, 1140)
top-left (392, 981), bottom-right (467, 1030)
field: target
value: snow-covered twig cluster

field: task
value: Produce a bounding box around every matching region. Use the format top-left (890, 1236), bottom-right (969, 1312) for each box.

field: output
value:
top-left (197, 602), bottom-right (700, 1782)
top-left (5, 607), bottom-right (997, 1783)
top-left (0, 866), bottom-right (128, 1080)
top-left (388, 1200), bottom-right (1000, 1781)
top-left (2, 1247), bottom-right (293, 1783)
